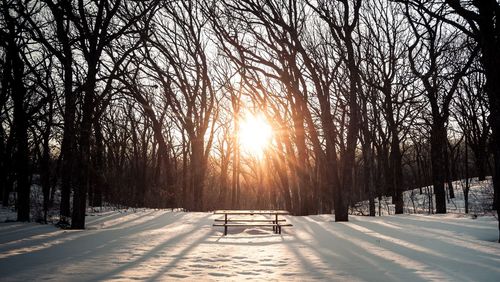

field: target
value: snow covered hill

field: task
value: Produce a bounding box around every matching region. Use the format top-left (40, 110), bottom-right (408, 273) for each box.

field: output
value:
top-left (0, 209), bottom-right (499, 281)
top-left (352, 178), bottom-right (495, 216)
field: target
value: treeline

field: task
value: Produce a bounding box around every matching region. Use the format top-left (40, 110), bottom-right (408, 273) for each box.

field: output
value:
top-left (0, 0), bottom-right (498, 236)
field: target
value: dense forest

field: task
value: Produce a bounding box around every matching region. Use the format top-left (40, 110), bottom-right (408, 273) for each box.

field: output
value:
top-left (0, 0), bottom-right (498, 239)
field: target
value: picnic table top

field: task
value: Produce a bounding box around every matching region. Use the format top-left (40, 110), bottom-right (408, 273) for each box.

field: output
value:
top-left (213, 210), bottom-right (289, 215)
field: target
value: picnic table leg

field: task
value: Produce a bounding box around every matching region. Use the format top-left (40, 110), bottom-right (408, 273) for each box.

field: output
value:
top-left (275, 214), bottom-right (279, 234)
top-left (224, 214), bottom-right (228, 236)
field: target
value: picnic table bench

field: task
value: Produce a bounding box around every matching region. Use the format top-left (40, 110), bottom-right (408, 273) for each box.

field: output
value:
top-left (213, 210), bottom-right (292, 235)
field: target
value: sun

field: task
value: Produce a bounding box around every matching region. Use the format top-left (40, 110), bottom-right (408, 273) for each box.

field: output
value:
top-left (239, 113), bottom-right (273, 157)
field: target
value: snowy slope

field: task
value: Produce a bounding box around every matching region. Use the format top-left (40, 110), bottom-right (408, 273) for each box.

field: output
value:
top-left (352, 178), bottom-right (495, 216)
top-left (0, 209), bottom-right (499, 281)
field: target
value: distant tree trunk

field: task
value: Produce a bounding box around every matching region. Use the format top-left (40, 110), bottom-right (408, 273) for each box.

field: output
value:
top-left (475, 149), bottom-right (487, 181)
top-left (362, 138), bottom-right (376, 216)
top-left (218, 156), bottom-right (229, 208)
top-left (391, 128), bottom-right (404, 214)
top-left (157, 133), bottom-right (174, 208)
top-left (274, 136), bottom-right (292, 212)
top-left (232, 113), bottom-right (240, 209)
top-left (360, 89), bottom-right (375, 216)
top-left (283, 132), bottom-right (300, 214)
top-left (444, 143), bottom-right (455, 199)
top-left (384, 87), bottom-right (404, 214)
top-left (218, 131), bottom-right (231, 209)
top-left (181, 133), bottom-right (189, 209)
top-left (40, 100), bottom-right (53, 223)
top-left (465, 137), bottom-right (470, 214)
top-left (191, 136), bottom-right (206, 211)
top-left (92, 118), bottom-right (104, 207)
top-left (291, 102), bottom-right (311, 215)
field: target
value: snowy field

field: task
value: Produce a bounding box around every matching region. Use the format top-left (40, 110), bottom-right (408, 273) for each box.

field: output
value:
top-left (0, 209), bottom-right (499, 281)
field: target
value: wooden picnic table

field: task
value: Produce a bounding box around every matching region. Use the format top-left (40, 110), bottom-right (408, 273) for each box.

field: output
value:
top-left (213, 210), bottom-right (292, 235)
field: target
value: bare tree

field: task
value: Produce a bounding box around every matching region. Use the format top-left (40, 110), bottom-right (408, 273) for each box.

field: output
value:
top-left (140, 0), bottom-right (217, 211)
top-left (400, 0), bottom-right (500, 242)
top-left (404, 2), bottom-right (477, 213)
top-left (360, 0), bottom-right (418, 214)
top-left (454, 69), bottom-right (490, 182)
top-left (308, 0), bottom-right (363, 221)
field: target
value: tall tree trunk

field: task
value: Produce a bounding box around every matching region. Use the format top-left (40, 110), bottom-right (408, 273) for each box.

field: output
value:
top-left (483, 53), bottom-right (500, 242)
top-left (0, 126), bottom-right (6, 206)
top-left (59, 55), bottom-right (75, 223)
top-left (71, 66), bottom-right (97, 229)
top-left (336, 38), bottom-right (360, 222)
top-left (431, 120), bottom-right (447, 214)
top-left (0, 62), bottom-right (11, 207)
top-left (45, 0), bottom-right (76, 223)
top-left (4, 9), bottom-right (31, 221)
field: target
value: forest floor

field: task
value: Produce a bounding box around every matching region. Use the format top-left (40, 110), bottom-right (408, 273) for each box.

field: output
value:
top-left (0, 208), bottom-right (499, 281)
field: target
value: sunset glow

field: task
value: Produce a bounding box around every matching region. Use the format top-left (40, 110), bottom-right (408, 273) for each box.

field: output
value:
top-left (239, 113), bottom-right (273, 157)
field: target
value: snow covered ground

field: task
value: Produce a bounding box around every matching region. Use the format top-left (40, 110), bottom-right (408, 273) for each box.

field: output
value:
top-left (0, 209), bottom-right (499, 281)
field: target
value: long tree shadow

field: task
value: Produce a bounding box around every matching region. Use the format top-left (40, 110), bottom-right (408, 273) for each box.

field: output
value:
top-left (0, 210), bottom-right (175, 258)
top-left (92, 213), bottom-right (214, 281)
top-left (146, 221), bottom-right (297, 280)
top-left (146, 222), bottom-right (217, 281)
top-left (0, 223), bottom-right (58, 244)
top-left (0, 210), bottom-right (186, 279)
top-left (383, 215), bottom-right (495, 236)
top-left (285, 216), bottom-right (444, 281)
top-left (343, 218), bottom-right (500, 281)
top-left (85, 209), bottom-right (132, 225)
top-left (0, 210), bottom-right (163, 250)
top-left (350, 216), bottom-right (500, 258)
